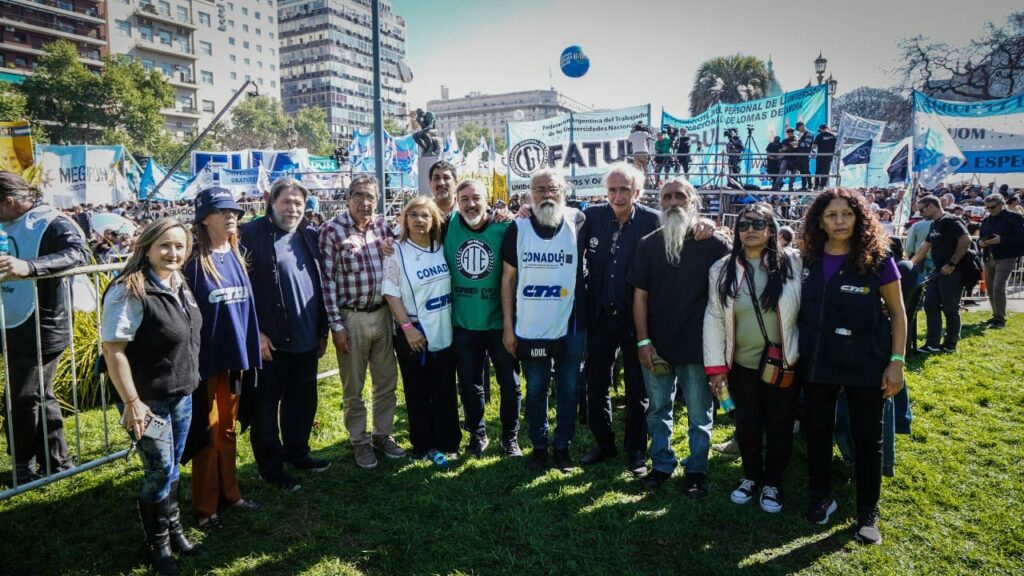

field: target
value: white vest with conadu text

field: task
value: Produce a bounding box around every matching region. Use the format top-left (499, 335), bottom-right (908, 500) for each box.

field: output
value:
top-left (514, 217), bottom-right (577, 340)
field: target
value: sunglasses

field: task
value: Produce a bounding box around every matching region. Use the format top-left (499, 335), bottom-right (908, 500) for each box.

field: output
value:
top-left (737, 219), bottom-right (769, 231)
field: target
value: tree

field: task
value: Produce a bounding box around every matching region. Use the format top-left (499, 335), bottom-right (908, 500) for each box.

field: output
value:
top-left (688, 54), bottom-right (777, 116)
top-left (0, 82), bottom-right (27, 122)
top-left (293, 106), bottom-right (332, 155)
top-left (832, 87), bottom-right (912, 141)
top-left (455, 121), bottom-right (488, 154)
top-left (217, 95), bottom-right (291, 150)
top-left (382, 117), bottom-right (404, 135)
top-left (20, 40), bottom-right (106, 143)
top-left (99, 55), bottom-right (174, 154)
top-left (898, 10), bottom-right (1024, 100)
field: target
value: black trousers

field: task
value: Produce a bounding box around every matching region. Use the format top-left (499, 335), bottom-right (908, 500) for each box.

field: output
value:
top-left (394, 333), bottom-right (461, 455)
top-left (250, 348), bottom-right (319, 478)
top-left (2, 351), bottom-right (70, 474)
top-left (729, 364), bottom-right (798, 487)
top-left (805, 382), bottom-right (884, 512)
top-left (585, 311), bottom-right (648, 453)
top-left (453, 327), bottom-right (520, 442)
top-left (814, 157), bottom-right (833, 189)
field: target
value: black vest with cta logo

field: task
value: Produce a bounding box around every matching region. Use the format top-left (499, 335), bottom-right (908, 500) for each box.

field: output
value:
top-left (798, 258), bottom-right (891, 388)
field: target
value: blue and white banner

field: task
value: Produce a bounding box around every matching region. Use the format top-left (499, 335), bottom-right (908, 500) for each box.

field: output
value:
top-left (250, 148), bottom-right (308, 172)
top-left (35, 145), bottom-right (133, 207)
top-left (836, 112), bottom-right (887, 145)
top-left (839, 137), bottom-right (911, 189)
top-left (507, 104), bottom-right (650, 195)
top-left (139, 160), bottom-right (201, 202)
top-left (912, 91), bottom-right (1024, 176)
top-left (192, 150), bottom-right (249, 173)
top-left (216, 167), bottom-right (264, 198)
top-left (662, 85), bottom-right (830, 188)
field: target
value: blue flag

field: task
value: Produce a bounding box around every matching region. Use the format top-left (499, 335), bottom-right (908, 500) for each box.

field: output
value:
top-left (842, 139), bottom-right (873, 166)
top-left (887, 144), bottom-right (909, 184)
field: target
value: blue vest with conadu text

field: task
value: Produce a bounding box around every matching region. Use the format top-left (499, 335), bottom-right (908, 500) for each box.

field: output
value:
top-left (1, 204), bottom-right (65, 328)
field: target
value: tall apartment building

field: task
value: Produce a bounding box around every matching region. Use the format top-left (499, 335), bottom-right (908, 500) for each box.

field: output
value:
top-left (106, 0), bottom-right (280, 138)
top-left (427, 88), bottom-right (593, 142)
top-left (278, 0), bottom-right (408, 146)
top-left (0, 0), bottom-right (107, 84)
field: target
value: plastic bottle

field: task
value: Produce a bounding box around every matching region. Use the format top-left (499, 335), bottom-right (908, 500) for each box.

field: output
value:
top-left (717, 383), bottom-right (736, 413)
top-left (0, 227), bottom-right (8, 256)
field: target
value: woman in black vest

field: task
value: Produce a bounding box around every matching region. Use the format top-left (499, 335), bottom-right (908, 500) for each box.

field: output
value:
top-left (101, 218), bottom-right (203, 576)
top-left (798, 188), bottom-right (906, 545)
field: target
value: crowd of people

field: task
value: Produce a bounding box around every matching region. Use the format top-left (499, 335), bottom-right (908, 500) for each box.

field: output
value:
top-left (0, 159), bottom-right (1021, 574)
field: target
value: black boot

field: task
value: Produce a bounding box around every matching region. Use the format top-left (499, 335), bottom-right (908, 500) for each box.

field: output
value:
top-left (138, 498), bottom-right (179, 576)
top-left (167, 480), bottom-right (200, 556)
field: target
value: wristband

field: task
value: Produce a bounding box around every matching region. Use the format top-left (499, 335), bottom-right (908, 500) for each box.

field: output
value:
top-left (637, 339), bottom-right (652, 348)
top-left (889, 354), bottom-right (905, 363)
top-left (400, 322), bottom-right (414, 331)
top-left (124, 396), bottom-right (138, 404)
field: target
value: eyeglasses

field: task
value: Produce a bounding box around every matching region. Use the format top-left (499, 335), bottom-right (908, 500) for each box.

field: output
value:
top-left (737, 219), bottom-right (769, 231)
top-left (985, 204), bottom-right (1000, 210)
top-left (531, 186), bottom-right (561, 195)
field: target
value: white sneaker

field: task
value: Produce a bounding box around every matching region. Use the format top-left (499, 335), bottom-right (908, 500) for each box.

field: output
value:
top-left (730, 478), bottom-right (757, 505)
top-left (760, 485), bottom-right (783, 513)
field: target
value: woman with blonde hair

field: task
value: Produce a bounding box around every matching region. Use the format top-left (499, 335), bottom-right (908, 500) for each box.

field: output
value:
top-left (382, 196), bottom-right (460, 465)
top-left (101, 218), bottom-right (202, 575)
top-left (182, 187), bottom-right (262, 530)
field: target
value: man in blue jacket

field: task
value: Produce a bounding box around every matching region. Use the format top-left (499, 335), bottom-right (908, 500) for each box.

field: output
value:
top-left (979, 192), bottom-right (1024, 329)
top-left (240, 177), bottom-right (329, 491)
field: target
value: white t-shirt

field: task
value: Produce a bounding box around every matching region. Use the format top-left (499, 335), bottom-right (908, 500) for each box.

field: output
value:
top-left (383, 239), bottom-right (453, 351)
top-left (628, 130), bottom-right (650, 155)
top-left (101, 272), bottom-right (184, 342)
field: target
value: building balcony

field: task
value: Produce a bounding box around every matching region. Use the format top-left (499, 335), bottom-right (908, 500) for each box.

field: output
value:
top-left (162, 106), bottom-right (201, 119)
top-left (4, 0), bottom-right (106, 25)
top-left (0, 16), bottom-right (106, 46)
top-left (135, 38), bottom-right (196, 60)
top-left (155, 69), bottom-right (196, 89)
top-left (0, 40), bottom-right (102, 66)
top-left (132, 2), bottom-right (196, 30)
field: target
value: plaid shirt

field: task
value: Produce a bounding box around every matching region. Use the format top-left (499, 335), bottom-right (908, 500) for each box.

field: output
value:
top-left (319, 211), bottom-right (395, 332)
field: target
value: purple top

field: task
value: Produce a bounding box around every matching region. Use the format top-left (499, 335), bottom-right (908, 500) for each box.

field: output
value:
top-left (822, 253), bottom-right (901, 286)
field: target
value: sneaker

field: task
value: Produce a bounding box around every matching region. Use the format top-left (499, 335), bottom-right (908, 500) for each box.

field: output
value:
top-left (642, 469), bottom-right (672, 491)
top-left (291, 456), bottom-right (331, 473)
top-left (712, 437), bottom-right (740, 455)
top-left (552, 448), bottom-right (574, 473)
top-left (501, 438), bottom-right (523, 458)
top-left (264, 471), bottom-right (302, 492)
top-left (372, 434), bottom-right (407, 459)
top-left (526, 448), bottom-right (548, 472)
top-left (627, 450), bottom-right (648, 477)
top-left (467, 434), bottom-right (490, 458)
top-left (426, 449), bottom-right (449, 469)
top-left (855, 507), bottom-right (882, 545)
top-left (920, 344), bottom-right (945, 354)
top-left (941, 345), bottom-right (957, 353)
top-left (760, 486), bottom-right (783, 513)
top-left (730, 478), bottom-right (757, 505)
top-left (580, 445), bottom-right (617, 465)
top-left (683, 473), bottom-right (709, 498)
top-left (989, 320), bottom-right (1007, 329)
top-left (353, 443), bottom-right (378, 469)
top-left (805, 495), bottom-right (838, 524)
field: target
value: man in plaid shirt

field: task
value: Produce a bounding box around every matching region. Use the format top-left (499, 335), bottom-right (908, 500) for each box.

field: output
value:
top-left (319, 174), bottom-right (405, 469)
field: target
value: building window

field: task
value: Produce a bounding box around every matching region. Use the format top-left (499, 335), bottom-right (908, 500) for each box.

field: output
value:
top-left (202, 100), bottom-right (215, 113)
top-left (255, 11), bottom-right (261, 20)
top-left (269, 32), bottom-right (274, 39)
top-left (201, 70), bottom-right (213, 85)
top-left (158, 30), bottom-right (172, 45)
top-left (244, 57), bottom-right (250, 65)
top-left (243, 41), bottom-right (250, 49)
top-left (229, 54), bottom-right (236, 63)
top-left (271, 80), bottom-right (276, 88)
top-left (242, 6), bottom-right (248, 15)
top-left (115, 20), bottom-right (131, 35)
top-left (140, 58), bottom-right (154, 69)
top-left (270, 64), bottom-right (275, 71)
top-left (227, 19), bottom-right (234, 28)
top-left (228, 37), bottom-right (235, 45)
top-left (245, 74), bottom-right (251, 81)
top-left (230, 71), bottom-right (237, 80)
top-left (176, 6), bottom-right (189, 23)
top-left (199, 41), bottom-right (212, 56)
top-left (256, 44), bottom-right (262, 53)
top-left (256, 28), bottom-right (262, 36)
top-left (242, 24), bottom-right (249, 33)
top-left (258, 78), bottom-right (264, 86)
top-left (198, 11), bottom-right (211, 26)
top-left (268, 16), bottom-right (274, 24)
top-left (257, 61), bottom-right (262, 69)
top-left (227, 2), bottom-right (233, 11)
top-left (158, 0), bottom-right (170, 16)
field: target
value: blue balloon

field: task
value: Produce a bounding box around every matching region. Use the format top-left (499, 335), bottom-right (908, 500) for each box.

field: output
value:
top-left (560, 45), bottom-right (590, 78)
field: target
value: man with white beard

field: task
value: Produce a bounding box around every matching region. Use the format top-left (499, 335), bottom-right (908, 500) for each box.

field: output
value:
top-left (444, 179), bottom-right (522, 458)
top-left (429, 160), bottom-right (458, 218)
top-left (240, 177), bottom-right (330, 491)
top-left (501, 169), bottom-right (587, 473)
top-left (629, 178), bottom-right (730, 494)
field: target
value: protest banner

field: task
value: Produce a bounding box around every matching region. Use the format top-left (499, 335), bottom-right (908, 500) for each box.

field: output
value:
top-left (35, 145), bottom-right (133, 208)
top-left (0, 121), bottom-right (37, 183)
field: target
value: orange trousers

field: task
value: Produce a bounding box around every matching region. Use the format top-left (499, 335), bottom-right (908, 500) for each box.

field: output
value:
top-left (191, 371), bottom-right (243, 518)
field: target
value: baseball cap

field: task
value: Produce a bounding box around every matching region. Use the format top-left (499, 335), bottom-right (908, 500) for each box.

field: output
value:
top-left (194, 187), bottom-right (243, 224)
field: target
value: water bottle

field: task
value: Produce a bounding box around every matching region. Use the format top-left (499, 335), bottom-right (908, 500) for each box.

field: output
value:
top-left (0, 227), bottom-right (8, 256)
top-left (717, 383), bottom-right (736, 414)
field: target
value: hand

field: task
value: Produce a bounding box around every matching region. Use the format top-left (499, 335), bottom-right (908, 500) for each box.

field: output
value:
top-left (517, 204), bottom-right (533, 219)
top-left (0, 255), bottom-right (31, 279)
top-left (317, 336), bottom-right (328, 359)
top-left (988, 234), bottom-right (1001, 245)
top-left (403, 326), bottom-right (427, 353)
top-left (638, 342), bottom-right (656, 372)
top-left (123, 398), bottom-right (152, 441)
top-left (503, 328), bottom-right (517, 357)
top-left (331, 329), bottom-right (351, 355)
top-left (708, 373), bottom-right (727, 396)
top-left (258, 332), bottom-right (276, 362)
top-left (693, 218), bottom-right (715, 241)
top-left (941, 263), bottom-right (955, 275)
top-left (381, 237), bottom-right (396, 257)
top-left (881, 361), bottom-right (905, 399)
top-left (492, 208), bottom-right (513, 223)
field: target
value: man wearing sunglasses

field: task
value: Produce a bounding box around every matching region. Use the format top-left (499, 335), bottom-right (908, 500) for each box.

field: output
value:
top-left (978, 193), bottom-right (1024, 329)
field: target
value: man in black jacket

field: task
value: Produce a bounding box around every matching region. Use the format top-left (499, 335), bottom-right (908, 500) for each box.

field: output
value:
top-left (812, 124), bottom-right (837, 190)
top-left (0, 171), bottom-right (90, 483)
top-left (240, 177), bottom-right (329, 490)
top-left (979, 193), bottom-right (1024, 328)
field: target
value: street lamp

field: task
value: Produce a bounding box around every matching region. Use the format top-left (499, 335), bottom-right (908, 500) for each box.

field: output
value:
top-left (814, 52), bottom-right (827, 85)
top-left (827, 74), bottom-right (838, 96)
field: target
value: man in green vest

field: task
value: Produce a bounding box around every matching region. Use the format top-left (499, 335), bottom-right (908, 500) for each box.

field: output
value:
top-left (444, 179), bottom-right (521, 458)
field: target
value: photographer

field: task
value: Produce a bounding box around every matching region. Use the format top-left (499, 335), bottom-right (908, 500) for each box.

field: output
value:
top-left (725, 129), bottom-right (744, 189)
top-left (628, 123), bottom-right (653, 182)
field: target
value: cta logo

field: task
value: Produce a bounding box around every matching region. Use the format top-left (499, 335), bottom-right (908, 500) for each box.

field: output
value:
top-left (509, 139), bottom-right (548, 178)
top-left (456, 239), bottom-right (494, 280)
top-left (523, 285), bottom-right (569, 298)
top-left (425, 293), bottom-right (452, 311)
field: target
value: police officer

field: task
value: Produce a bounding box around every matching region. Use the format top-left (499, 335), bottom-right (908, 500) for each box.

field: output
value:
top-left (795, 122), bottom-right (815, 191)
top-left (812, 125), bottom-right (837, 190)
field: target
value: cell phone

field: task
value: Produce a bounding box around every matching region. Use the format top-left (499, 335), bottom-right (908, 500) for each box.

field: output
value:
top-left (119, 412), bottom-right (169, 441)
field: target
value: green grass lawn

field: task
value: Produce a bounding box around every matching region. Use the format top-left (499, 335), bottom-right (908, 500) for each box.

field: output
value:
top-left (0, 311), bottom-right (1022, 575)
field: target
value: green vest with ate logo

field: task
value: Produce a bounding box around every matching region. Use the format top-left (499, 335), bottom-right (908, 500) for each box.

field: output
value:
top-left (443, 214), bottom-right (509, 331)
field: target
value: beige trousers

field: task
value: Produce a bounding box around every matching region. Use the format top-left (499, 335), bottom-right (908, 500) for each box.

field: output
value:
top-left (337, 307), bottom-right (399, 446)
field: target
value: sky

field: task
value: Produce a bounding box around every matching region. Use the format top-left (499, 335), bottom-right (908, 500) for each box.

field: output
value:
top-left (391, 0), bottom-right (1019, 117)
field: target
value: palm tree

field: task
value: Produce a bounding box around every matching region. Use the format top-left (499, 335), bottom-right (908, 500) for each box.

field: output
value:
top-left (688, 55), bottom-right (777, 116)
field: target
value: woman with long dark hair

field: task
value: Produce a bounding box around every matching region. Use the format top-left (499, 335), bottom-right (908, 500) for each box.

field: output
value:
top-left (704, 203), bottom-right (802, 514)
top-left (101, 218), bottom-right (202, 575)
top-left (797, 187), bottom-right (906, 545)
top-left (183, 187), bottom-right (262, 530)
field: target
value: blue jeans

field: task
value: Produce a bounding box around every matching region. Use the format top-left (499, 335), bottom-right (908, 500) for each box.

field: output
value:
top-left (130, 396), bottom-right (192, 503)
top-left (520, 330), bottom-right (585, 451)
top-left (642, 363), bottom-right (712, 475)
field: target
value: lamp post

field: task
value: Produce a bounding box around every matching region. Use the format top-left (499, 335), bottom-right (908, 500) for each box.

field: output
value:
top-left (814, 52), bottom-right (828, 85)
top-left (827, 74), bottom-right (838, 96)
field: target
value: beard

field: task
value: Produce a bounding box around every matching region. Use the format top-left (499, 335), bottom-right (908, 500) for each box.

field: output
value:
top-left (272, 209), bottom-right (301, 233)
top-left (534, 198), bottom-right (565, 228)
top-left (462, 208), bottom-right (485, 228)
top-left (661, 206), bottom-right (693, 266)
